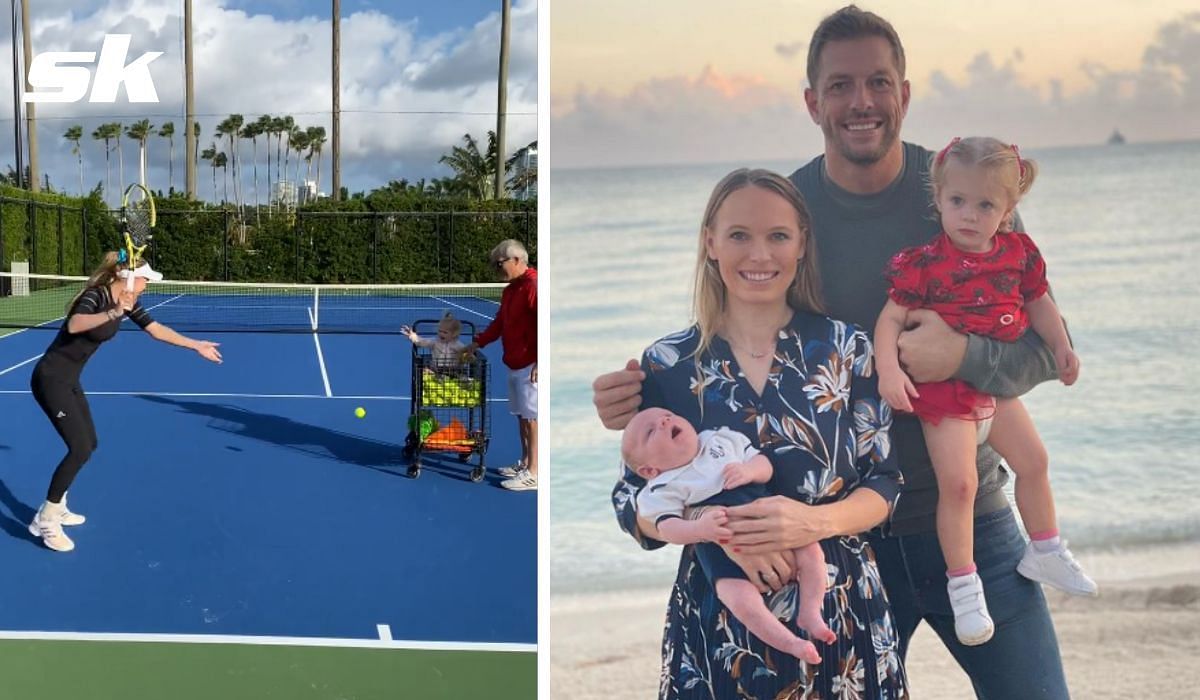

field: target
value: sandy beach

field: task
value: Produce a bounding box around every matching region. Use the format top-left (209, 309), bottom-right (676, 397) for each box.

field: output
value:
top-left (550, 564), bottom-right (1200, 699)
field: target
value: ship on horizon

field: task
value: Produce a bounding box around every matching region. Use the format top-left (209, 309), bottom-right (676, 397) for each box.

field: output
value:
top-left (1108, 129), bottom-right (1126, 145)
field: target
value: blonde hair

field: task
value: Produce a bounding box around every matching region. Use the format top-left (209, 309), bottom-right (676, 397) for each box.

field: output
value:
top-left (438, 311), bottom-right (462, 337)
top-left (692, 169), bottom-right (824, 358)
top-left (67, 251), bottom-right (127, 314)
top-left (929, 136), bottom-right (1039, 232)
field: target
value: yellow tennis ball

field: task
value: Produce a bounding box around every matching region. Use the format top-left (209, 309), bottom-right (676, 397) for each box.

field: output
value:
top-left (354, 407), bottom-right (366, 418)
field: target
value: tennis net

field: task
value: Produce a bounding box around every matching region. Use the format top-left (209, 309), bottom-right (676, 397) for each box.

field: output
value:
top-left (0, 272), bottom-right (504, 334)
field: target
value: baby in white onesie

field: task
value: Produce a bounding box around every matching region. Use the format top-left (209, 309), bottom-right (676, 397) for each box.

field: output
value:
top-left (623, 407), bottom-right (835, 663)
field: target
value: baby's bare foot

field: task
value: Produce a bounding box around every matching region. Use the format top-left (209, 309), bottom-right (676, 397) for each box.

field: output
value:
top-left (785, 637), bottom-right (822, 665)
top-left (797, 610), bottom-right (836, 645)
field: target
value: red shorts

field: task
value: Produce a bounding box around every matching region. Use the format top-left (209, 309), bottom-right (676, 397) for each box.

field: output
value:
top-left (908, 379), bottom-right (996, 425)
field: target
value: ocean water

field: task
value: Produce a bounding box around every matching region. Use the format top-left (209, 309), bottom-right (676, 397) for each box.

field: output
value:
top-left (548, 141), bottom-right (1200, 596)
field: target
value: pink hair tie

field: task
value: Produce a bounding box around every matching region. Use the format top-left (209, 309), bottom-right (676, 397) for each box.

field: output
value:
top-left (935, 137), bottom-right (961, 165)
top-left (1011, 144), bottom-right (1025, 179)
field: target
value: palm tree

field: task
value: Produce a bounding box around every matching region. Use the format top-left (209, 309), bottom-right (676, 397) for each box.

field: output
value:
top-left (241, 120), bottom-right (263, 216)
top-left (291, 127), bottom-right (309, 198)
top-left (125, 119), bottom-right (155, 189)
top-left (305, 126), bottom-right (326, 195)
top-left (109, 121), bottom-right (126, 195)
top-left (254, 114), bottom-right (273, 208)
top-left (194, 122), bottom-right (202, 184)
top-left (201, 144), bottom-right (217, 202)
top-left (64, 126), bottom-right (84, 195)
top-left (439, 131), bottom-right (498, 200)
top-left (214, 152), bottom-right (229, 204)
top-left (92, 124), bottom-right (121, 205)
top-left (158, 122), bottom-right (175, 192)
top-left (215, 115), bottom-right (245, 212)
top-left (277, 115), bottom-right (295, 184)
top-left (226, 114), bottom-right (244, 212)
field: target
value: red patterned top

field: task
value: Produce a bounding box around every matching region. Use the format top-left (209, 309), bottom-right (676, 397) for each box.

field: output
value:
top-left (885, 231), bottom-right (1048, 342)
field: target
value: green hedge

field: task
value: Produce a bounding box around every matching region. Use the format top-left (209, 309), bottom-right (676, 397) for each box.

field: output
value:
top-left (0, 186), bottom-right (536, 284)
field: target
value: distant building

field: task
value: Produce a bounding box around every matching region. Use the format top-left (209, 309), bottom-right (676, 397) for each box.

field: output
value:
top-left (298, 180), bottom-right (319, 205)
top-left (272, 180), bottom-right (296, 208)
top-left (510, 143), bottom-right (537, 200)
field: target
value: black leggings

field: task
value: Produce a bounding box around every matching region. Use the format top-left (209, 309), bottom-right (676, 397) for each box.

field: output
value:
top-left (30, 372), bottom-right (98, 503)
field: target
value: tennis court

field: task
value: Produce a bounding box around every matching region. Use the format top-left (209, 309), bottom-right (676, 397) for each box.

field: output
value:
top-left (0, 274), bottom-right (536, 698)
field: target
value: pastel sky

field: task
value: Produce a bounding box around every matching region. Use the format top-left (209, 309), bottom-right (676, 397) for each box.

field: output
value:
top-left (1, 0), bottom-right (537, 198)
top-left (551, 0), bottom-right (1200, 168)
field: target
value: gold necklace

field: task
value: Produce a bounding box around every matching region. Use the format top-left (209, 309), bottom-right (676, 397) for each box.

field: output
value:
top-left (729, 340), bottom-right (775, 360)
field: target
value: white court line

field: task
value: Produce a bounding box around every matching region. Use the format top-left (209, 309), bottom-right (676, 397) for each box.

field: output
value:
top-left (308, 307), bottom-right (333, 397)
top-left (0, 292), bottom-right (189, 374)
top-left (0, 390), bottom-right (509, 402)
top-left (377, 624), bottom-right (393, 642)
top-left (432, 296), bottom-right (494, 321)
top-left (141, 292), bottom-right (186, 313)
top-left (0, 353), bottom-right (43, 377)
top-left (1, 290), bottom-right (185, 341)
top-left (0, 630), bottom-right (534, 653)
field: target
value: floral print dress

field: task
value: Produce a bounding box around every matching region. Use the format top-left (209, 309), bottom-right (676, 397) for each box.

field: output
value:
top-left (613, 311), bottom-right (909, 699)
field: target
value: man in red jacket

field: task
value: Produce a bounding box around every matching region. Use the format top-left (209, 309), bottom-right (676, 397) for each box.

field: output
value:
top-left (468, 239), bottom-right (538, 491)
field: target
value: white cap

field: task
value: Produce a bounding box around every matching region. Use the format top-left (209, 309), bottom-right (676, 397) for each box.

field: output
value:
top-left (118, 263), bottom-right (163, 282)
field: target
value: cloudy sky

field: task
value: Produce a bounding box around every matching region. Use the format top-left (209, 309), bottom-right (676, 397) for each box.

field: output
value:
top-left (1, 0), bottom-right (537, 200)
top-left (551, 0), bottom-right (1200, 169)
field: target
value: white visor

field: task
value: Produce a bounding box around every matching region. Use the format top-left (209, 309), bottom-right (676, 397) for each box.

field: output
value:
top-left (118, 263), bottom-right (163, 282)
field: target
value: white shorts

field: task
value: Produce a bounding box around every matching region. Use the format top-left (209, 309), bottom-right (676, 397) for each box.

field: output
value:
top-left (507, 364), bottom-right (537, 420)
top-left (976, 416), bottom-right (994, 444)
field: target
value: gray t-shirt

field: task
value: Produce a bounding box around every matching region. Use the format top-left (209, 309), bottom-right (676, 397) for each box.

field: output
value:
top-left (790, 141), bottom-right (1057, 535)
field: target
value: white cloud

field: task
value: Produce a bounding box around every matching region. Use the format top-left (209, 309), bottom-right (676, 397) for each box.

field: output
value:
top-left (0, 0), bottom-right (537, 198)
top-left (551, 67), bottom-right (812, 170)
top-left (552, 12), bottom-right (1200, 169)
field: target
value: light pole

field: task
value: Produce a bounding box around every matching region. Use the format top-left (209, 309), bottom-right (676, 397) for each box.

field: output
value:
top-left (10, 0), bottom-right (24, 188)
top-left (331, 0), bottom-right (341, 201)
top-left (494, 0), bottom-right (510, 200)
top-left (185, 0), bottom-right (196, 199)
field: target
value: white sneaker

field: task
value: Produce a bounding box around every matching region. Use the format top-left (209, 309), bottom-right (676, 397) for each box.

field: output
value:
top-left (501, 468), bottom-right (537, 491)
top-left (947, 574), bottom-right (994, 646)
top-left (497, 462), bottom-right (525, 478)
top-left (28, 514), bottom-right (75, 552)
top-left (1017, 541), bottom-right (1098, 596)
top-left (60, 494), bottom-right (86, 527)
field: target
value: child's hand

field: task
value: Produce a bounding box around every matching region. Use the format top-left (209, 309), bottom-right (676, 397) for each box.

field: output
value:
top-left (722, 462), bottom-right (755, 490)
top-left (878, 368), bottom-right (919, 413)
top-left (400, 325), bottom-right (416, 341)
top-left (695, 507), bottom-right (732, 543)
top-left (1055, 346), bottom-right (1080, 386)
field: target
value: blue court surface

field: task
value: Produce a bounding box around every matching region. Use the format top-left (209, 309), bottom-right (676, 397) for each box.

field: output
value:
top-left (0, 297), bottom-right (535, 654)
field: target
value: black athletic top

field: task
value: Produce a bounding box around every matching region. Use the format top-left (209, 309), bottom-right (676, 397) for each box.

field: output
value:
top-left (37, 286), bottom-right (156, 376)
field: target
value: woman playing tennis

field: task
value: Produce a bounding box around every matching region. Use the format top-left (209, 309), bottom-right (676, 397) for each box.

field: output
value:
top-left (29, 252), bottom-right (223, 552)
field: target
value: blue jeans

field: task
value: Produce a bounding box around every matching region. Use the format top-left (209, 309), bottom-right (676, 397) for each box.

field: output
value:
top-left (867, 507), bottom-right (1070, 699)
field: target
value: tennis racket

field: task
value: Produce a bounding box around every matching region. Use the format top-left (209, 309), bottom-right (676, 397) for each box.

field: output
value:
top-left (121, 183), bottom-right (156, 291)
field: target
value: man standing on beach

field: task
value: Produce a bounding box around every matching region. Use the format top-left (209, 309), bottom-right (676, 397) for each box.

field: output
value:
top-left (594, 5), bottom-right (1071, 697)
top-left (470, 239), bottom-right (538, 492)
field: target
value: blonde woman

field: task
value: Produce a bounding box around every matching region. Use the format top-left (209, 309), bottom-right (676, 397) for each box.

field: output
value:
top-left (29, 252), bottom-right (222, 552)
top-left (604, 169), bottom-right (906, 698)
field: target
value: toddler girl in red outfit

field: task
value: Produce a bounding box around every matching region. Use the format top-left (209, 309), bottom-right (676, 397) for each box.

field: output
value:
top-left (874, 137), bottom-right (1097, 647)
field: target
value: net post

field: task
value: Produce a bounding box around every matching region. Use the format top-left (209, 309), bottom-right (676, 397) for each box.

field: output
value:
top-left (312, 286), bottom-right (320, 331)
